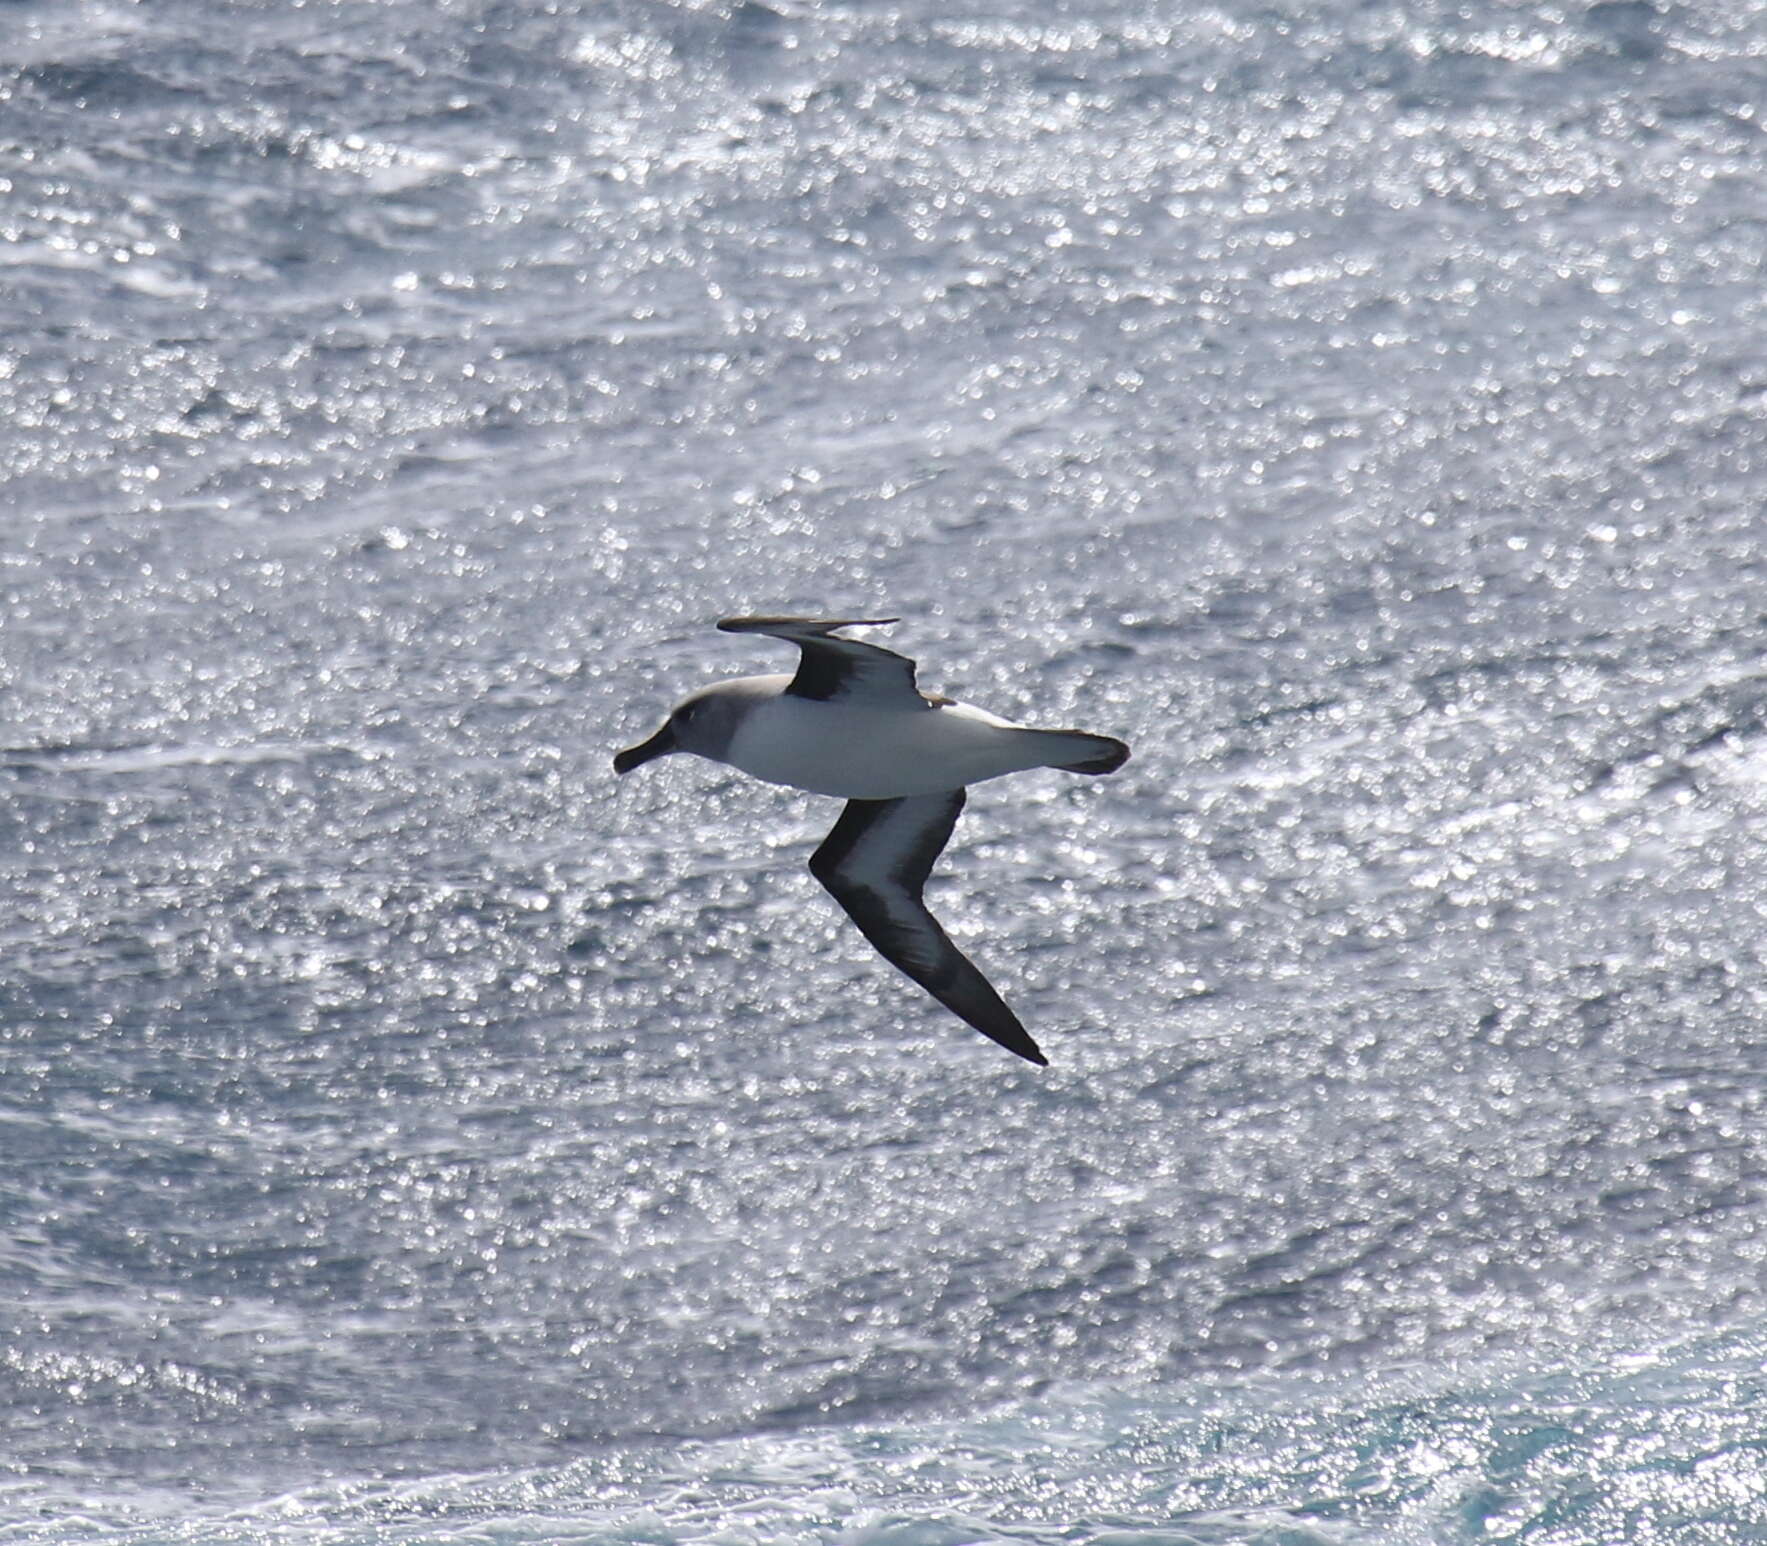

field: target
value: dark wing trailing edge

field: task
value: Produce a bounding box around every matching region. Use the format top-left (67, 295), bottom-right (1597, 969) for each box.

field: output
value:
top-left (717, 615), bottom-right (928, 707)
top-left (808, 791), bottom-right (1048, 1066)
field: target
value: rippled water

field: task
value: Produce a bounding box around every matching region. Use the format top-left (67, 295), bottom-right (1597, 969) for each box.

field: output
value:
top-left (4, 0), bottom-right (1767, 1539)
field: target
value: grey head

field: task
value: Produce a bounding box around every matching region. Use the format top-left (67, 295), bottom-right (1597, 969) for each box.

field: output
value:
top-left (612, 677), bottom-right (778, 775)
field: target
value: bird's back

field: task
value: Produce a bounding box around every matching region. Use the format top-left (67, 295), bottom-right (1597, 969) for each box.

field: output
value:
top-left (723, 692), bottom-right (1111, 799)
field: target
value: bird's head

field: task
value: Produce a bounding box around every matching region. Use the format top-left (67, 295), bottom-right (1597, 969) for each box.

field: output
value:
top-left (613, 685), bottom-right (747, 774)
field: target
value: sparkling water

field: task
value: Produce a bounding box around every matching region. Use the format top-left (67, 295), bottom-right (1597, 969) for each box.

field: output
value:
top-left (4, 0), bottom-right (1766, 1539)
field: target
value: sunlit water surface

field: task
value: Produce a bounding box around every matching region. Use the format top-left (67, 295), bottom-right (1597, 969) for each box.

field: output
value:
top-left (4, 0), bottom-right (1767, 1540)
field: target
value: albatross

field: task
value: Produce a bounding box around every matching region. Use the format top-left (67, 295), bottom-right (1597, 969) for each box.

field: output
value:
top-left (613, 616), bottom-right (1130, 1065)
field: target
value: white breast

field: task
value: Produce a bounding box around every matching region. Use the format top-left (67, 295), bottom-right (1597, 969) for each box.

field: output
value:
top-left (723, 695), bottom-right (1056, 799)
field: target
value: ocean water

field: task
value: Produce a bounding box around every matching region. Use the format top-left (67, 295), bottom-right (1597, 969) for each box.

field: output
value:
top-left (4, 0), bottom-right (1767, 1539)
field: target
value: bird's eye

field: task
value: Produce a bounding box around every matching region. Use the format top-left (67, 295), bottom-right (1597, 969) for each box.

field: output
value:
top-left (676, 704), bottom-right (697, 724)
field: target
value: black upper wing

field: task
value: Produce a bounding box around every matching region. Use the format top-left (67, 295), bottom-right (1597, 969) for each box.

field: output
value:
top-left (807, 790), bottom-right (1048, 1065)
top-left (716, 616), bottom-right (930, 707)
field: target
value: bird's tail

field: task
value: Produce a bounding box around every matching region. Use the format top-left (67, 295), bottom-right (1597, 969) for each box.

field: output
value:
top-left (1031, 729), bottom-right (1131, 775)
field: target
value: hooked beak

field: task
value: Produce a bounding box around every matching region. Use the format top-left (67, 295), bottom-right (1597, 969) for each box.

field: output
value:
top-left (613, 722), bottom-right (677, 775)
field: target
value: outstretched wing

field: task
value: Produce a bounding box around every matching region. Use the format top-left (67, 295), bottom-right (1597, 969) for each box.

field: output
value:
top-left (717, 615), bottom-right (929, 708)
top-left (808, 791), bottom-right (1048, 1065)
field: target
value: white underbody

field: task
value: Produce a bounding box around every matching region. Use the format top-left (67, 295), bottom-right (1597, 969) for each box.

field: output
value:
top-left (719, 675), bottom-right (1068, 799)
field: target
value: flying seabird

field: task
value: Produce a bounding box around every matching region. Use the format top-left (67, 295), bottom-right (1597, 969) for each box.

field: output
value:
top-left (613, 616), bottom-right (1130, 1065)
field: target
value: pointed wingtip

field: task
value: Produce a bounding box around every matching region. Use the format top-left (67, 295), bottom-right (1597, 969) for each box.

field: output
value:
top-left (984, 1022), bottom-right (1049, 1067)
